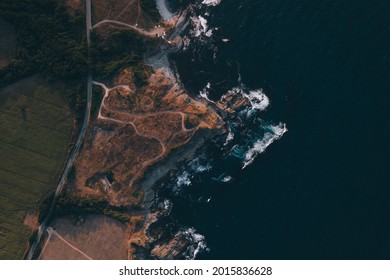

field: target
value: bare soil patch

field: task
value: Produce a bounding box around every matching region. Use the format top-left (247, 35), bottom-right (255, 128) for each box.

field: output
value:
top-left (40, 215), bottom-right (128, 260)
top-left (23, 213), bottom-right (38, 230)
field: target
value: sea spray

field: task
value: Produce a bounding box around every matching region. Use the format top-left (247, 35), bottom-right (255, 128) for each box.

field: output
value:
top-left (202, 0), bottom-right (222, 7)
top-left (242, 123), bottom-right (288, 168)
top-left (179, 227), bottom-right (209, 259)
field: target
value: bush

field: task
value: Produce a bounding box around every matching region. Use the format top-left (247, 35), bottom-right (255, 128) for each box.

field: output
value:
top-left (54, 192), bottom-right (131, 223)
top-left (0, 0), bottom-right (87, 119)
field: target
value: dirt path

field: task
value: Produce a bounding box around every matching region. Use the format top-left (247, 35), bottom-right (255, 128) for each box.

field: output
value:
top-left (93, 19), bottom-right (166, 38)
top-left (92, 81), bottom-right (210, 192)
top-left (39, 227), bottom-right (94, 260)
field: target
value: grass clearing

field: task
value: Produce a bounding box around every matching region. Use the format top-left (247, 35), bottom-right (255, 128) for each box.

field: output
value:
top-left (0, 76), bottom-right (73, 259)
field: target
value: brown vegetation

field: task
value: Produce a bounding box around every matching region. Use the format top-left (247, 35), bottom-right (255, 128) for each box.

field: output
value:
top-left (72, 68), bottom-right (222, 208)
top-left (92, 0), bottom-right (161, 30)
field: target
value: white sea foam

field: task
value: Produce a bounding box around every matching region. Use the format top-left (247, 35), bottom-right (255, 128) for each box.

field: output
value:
top-left (199, 82), bottom-right (215, 103)
top-left (222, 86), bottom-right (270, 116)
top-left (202, 0), bottom-right (222, 6)
top-left (224, 126), bottom-right (234, 146)
top-left (182, 36), bottom-right (191, 50)
top-left (190, 15), bottom-right (214, 38)
top-left (177, 171), bottom-right (192, 187)
top-left (242, 123), bottom-right (288, 168)
top-left (221, 175), bottom-right (232, 183)
top-left (161, 199), bottom-right (173, 215)
top-left (179, 227), bottom-right (209, 259)
top-left (191, 16), bottom-right (212, 37)
top-left (163, 199), bottom-right (172, 210)
top-left (189, 156), bottom-right (212, 173)
top-left (213, 173), bottom-right (233, 183)
top-left (205, 29), bottom-right (213, 37)
top-left (156, 0), bottom-right (173, 21)
top-left (243, 89), bottom-right (270, 112)
top-left (220, 86), bottom-right (242, 101)
top-left (172, 171), bottom-right (192, 195)
top-left (196, 164), bottom-right (212, 173)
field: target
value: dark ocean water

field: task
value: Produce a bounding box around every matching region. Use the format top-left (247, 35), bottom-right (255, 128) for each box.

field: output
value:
top-left (163, 0), bottom-right (390, 259)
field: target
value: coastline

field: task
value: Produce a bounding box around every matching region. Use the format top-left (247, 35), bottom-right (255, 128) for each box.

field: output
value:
top-left (34, 0), bottom-right (240, 260)
top-left (139, 126), bottom-right (224, 208)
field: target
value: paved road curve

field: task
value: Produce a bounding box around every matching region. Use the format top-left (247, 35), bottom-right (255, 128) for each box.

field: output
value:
top-left (25, 0), bottom-right (93, 260)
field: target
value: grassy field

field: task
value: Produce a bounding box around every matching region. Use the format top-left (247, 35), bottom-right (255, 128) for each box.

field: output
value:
top-left (0, 77), bottom-right (73, 259)
top-left (0, 19), bottom-right (16, 67)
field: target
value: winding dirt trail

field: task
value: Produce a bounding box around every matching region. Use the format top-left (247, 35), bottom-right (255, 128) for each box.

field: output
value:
top-left (93, 19), bottom-right (166, 38)
top-left (39, 227), bottom-right (94, 260)
top-left (92, 81), bottom-right (211, 191)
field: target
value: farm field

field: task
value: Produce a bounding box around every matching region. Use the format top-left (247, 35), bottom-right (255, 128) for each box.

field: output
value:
top-left (0, 77), bottom-right (73, 259)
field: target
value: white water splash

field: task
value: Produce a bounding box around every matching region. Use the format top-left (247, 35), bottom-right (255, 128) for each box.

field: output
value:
top-left (189, 155), bottom-right (212, 173)
top-left (177, 171), bottom-right (192, 187)
top-left (163, 199), bottom-right (172, 210)
top-left (199, 82), bottom-right (215, 103)
top-left (191, 15), bottom-right (212, 37)
top-left (224, 126), bottom-right (235, 146)
top-left (179, 227), bottom-right (209, 259)
top-left (243, 89), bottom-right (270, 112)
top-left (182, 36), bottom-right (191, 50)
top-left (243, 123), bottom-right (288, 169)
top-left (221, 175), bottom-right (232, 183)
top-left (202, 0), bottom-right (222, 6)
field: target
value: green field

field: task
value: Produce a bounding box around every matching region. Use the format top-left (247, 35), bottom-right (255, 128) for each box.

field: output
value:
top-left (0, 77), bottom-right (73, 259)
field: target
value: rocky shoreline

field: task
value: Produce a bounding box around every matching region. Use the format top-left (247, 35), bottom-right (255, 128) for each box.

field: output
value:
top-left (38, 0), bottom-right (255, 260)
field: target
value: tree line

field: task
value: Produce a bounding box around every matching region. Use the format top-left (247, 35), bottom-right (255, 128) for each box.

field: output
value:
top-left (0, 0), bottom-right (88, 121)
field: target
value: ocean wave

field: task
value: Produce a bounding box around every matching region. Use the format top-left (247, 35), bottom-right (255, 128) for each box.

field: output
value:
top-left (222, 85), bottom-right (270, 116)
top-left (221, 175), bottom-right (232, 182)
top-left (176, 171), bottom-right (192, 187)
top-left (224, 126), bottom-right (235, 146)
top-left (199, 82), bottom-right (215, 103)
top-left (159, 199), bottom-right (173, 215)
top-left (171, 171), bottom-right (192, 195)
top-left (213, 173), bottom-right (233, 183)
top-left (189, 155), bottom-right (213, 173)
top-left (190, 15), bottom-right (213, 38)
top-left (202, 0), bottom-right (222, 6)
top-left (179, 227), bottom-right (209, 259)
top-left (243, 89), bottom-right (270, 112)
top-left (170, 155), bottom-right (213, 195)
top-left (242, 123), bottom-right (288, 168)
top-left (182, 36), bottom-right (191, 50)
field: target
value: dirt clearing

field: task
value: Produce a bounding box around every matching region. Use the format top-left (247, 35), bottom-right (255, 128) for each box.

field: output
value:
top-left (39, 215), bottom-right (128, 260)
